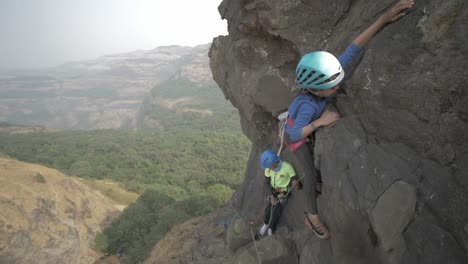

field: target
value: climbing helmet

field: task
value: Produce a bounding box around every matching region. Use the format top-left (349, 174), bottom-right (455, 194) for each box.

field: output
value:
top-left (295, 51), bottom-right (344, 90)
top-left (260, 150), bottom-right (280, 169)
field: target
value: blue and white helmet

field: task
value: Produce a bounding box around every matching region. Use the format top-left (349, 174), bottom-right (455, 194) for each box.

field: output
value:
top-left (296, 51), bottom-right (344, 90)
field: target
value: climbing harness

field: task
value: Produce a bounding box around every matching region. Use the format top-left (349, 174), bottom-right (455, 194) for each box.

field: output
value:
top-left (277, 111), bottom-right (312, 154)
top-left (258, 173), bottom-right (306, 240)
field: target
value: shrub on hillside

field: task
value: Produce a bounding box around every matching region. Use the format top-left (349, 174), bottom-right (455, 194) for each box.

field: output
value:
top-left (99, 189), bottom-right (221, 264)
top-left (34, 173), bottom-right (46, 183)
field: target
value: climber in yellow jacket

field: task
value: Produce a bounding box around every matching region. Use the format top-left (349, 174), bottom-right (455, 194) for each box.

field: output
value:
top-left (256, 149), bottom-right (301, 238)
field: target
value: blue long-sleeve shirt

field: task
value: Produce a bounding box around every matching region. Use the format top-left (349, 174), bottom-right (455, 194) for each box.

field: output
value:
top-left (286, 43), bottom-right (362, 142)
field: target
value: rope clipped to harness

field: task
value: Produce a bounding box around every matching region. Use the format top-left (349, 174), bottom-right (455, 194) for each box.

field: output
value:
top-left (277, 111), bottom-right (288, 156)
top-left (259, 173), bottom-right (306, 240)
top-left (277, 111), bottom-right (309, 154)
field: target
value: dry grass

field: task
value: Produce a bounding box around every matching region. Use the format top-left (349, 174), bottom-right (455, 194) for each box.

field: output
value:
top-left (0, 157), bottom-right (120, 264)
top-left (74, 177), bottom-right (139, 206)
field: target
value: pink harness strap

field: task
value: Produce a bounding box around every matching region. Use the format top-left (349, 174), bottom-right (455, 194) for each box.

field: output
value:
top-left (286, 117), bottom-right (307, 153)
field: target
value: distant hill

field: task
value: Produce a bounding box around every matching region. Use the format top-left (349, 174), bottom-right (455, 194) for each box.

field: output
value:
top-left (0, 122), bottom-right (55, 134)
top-left (137, 76), bottom-right (239, 132)
top-left (0, 157), bottom-right (121, 263)
top-left (0, 44), bottom-right (236, 131)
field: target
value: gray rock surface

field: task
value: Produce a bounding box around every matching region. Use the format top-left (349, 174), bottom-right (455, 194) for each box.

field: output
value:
top-left (370, 180), bottom-right (416, 263)
top-left (226, 218), bottom-right (252, 252)
top-left (206, 0), bottom-right (468, 263)
top-left (226, 235), bottom-right (297, 264)
top-left (299, 237), bottom-right (333, 264)
top-left (256, 236), bottom-right (297, 264)
top-left (227, 247), bottom-right (257, 264)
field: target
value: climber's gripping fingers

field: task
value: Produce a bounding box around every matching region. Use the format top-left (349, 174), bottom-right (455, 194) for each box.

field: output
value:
top-left (317, 111), bottom-right (341, 127)
top-left (379, 0), bottom-right (415, 24)
top-left (292, 180), bottom-right (300, 190)
top-left (270, 195), bottom-right (277, 205)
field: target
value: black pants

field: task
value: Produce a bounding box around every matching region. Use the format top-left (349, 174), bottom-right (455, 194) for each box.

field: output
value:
top-left (264, 198), bottom-right (285, 232)
top-left (287, 139), bottom-right (319, 214)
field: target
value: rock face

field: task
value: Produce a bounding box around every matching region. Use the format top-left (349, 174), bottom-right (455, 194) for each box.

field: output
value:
top-left (203, 0), bottom-right (468, 263)
top-left (226, 218), bottom-right (252, 252)
top-left (370, 181), bottom-right (416, 263)
top-left (144, 212), bottom-right (232, 264)
top-left (0, 157), bottom-right (120, 264)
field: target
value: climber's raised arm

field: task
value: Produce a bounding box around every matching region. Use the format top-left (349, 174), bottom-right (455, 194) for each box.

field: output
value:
top-left (353, 0), bottom-right (415, 48)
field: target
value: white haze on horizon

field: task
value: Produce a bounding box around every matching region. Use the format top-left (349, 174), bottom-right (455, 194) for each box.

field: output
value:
top-left (0, 0), bottom-right (227, 69)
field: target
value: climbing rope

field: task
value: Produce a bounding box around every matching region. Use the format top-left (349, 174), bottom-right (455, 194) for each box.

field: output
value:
top-left (224, 173), bottom-right (305, 263)
top-left (249, 224), bottom-right (263, 264)
top-left (259, 173), bottom-right (306, 240)
top-left (229, 200), bottom-right (263, 264)
top-left (277, 111), bottom-right (288, 156)
top-left (260, 199), bottom-right (276, 240)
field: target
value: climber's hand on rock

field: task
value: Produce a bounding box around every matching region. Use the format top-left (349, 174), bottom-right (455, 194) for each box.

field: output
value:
top-left (380, 0), bottom-right (415, 24)
top-left (292, 180), bottom-right (300, 190)
top-left (317, 111), bottom-right (341, 127)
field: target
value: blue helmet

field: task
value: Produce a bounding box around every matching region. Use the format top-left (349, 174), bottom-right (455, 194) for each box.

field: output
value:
top-left (295, 51), bottom-right (344, 90)
top-left (260, 150), bottom-right (280, 169)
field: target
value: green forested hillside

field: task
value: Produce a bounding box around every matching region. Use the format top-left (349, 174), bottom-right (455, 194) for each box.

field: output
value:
top-left (0, 129), bottom-right (250, 263)
top-left (0, 63), bottom-right (248, 262)
top-left (0, 130), bottom-right (249, 200)
top-left (96, 190), bottom-right (221, 264)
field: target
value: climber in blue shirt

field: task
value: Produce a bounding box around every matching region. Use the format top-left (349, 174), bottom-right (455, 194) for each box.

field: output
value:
top-left (285, 0), bottom-right (415, 239)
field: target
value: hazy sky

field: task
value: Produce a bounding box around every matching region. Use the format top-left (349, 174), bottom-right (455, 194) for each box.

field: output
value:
top-left (0, 0), bottom-right (227, 69)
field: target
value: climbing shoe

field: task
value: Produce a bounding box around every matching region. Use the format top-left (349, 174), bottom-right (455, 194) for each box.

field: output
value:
top-left (255, 224), bottom-right (273, 240)
top-left (254, 232), bottom-right (261, 241)
top-left (304, 212), bottom-right (330, 240)
top-left (259, 223), bottom-right (268, 236)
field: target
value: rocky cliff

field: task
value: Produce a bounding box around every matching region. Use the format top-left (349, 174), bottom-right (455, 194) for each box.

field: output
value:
top-left (146, 0), bottom-right (468, 263)
top-left (0, 157), bottom-right (121, 264)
